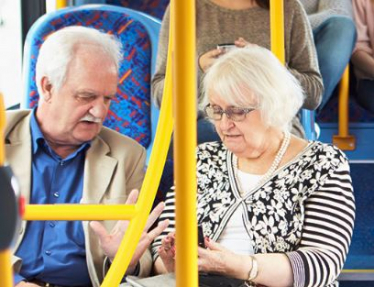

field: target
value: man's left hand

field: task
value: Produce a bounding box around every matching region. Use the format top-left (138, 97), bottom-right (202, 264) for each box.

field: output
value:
top-left (90, 189), bottom-right (169, 274)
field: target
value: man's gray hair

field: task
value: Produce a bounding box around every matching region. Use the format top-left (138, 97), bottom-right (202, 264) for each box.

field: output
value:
top-left (201, 46), bottom-right (305, 131)
top-left (35, 26), bottom-right (123, 94)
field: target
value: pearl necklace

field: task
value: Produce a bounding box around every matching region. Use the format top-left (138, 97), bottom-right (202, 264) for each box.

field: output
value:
top-left (232, 131), bottom-right (291, 197)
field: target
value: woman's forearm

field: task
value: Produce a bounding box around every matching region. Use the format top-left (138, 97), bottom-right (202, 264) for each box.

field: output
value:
top-left (251, 253), bottom-right (293, 287)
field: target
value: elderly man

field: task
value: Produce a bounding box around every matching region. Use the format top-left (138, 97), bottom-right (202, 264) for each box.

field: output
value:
top-left (6, 26), bottom-right (168, 287)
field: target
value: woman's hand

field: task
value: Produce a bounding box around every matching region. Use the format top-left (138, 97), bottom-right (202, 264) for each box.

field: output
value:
top-left (198, 238), bottom-right (251, 280)
top-left (157, 232), bottom-right (176, 273)
top-left (199, 38), bottom-right (257, 72)
top-left (234, 37), bottom-right (256, 48)
top-left (199, 49), bottom-right (224, 72)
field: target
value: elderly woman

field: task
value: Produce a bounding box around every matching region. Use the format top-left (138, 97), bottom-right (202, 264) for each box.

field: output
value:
top-left (151, 46), bottom-right (355, 287)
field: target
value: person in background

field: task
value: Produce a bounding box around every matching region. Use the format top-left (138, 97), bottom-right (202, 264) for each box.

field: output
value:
top-left (351, 0), bottom-right (374, 113)
top-left (152, 0), bottom-right (323, 141)
top-left (299, 0), bottom-right (357, 113)
top-left (6, 26), bottom-right (168, 287)
top-left (152, 46), bottom-right (355, 287)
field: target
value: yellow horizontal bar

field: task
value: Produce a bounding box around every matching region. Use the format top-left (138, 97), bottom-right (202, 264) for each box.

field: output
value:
top-left (342, 269), bottom-right (374, 273)
top-left (24, 204), bottom-right (136, 221)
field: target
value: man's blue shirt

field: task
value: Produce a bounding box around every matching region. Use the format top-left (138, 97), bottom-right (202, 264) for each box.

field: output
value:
top-left (14, 109), bottom-right (92, 286)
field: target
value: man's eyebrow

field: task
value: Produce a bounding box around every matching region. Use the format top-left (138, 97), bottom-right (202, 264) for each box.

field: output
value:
top-left (73, 91), bottom-right (96, 97)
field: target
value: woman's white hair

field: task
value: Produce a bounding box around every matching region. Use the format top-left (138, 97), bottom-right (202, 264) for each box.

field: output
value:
top-left (35, 26), bottom-right (123, 94)
top-left (201, 46), bottom-right (305, 131)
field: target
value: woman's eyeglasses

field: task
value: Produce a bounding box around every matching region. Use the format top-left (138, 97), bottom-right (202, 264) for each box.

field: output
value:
top-left (204, 104), bottom-right (256, 122)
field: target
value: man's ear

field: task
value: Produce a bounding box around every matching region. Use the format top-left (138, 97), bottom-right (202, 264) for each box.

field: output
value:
top-left (40, 76), bottom-right (53, 102)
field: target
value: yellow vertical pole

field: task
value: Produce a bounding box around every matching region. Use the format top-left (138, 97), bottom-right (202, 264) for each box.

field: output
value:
top-left (0, 93), bottom-right (13, 287)
top-left (0, 250), bottom-right (12, 287)
top-left (338, 66), bottom-right (350, 137)
top-left (270, 0), bottom-right (285, 64)
top-left (56, 0), bottom-right (68, 9)
top-left (333, 65), bottom-right (355, 150)
top-left (173, 0), bottom-right (198, 286)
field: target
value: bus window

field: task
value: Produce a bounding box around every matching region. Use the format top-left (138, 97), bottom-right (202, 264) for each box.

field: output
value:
top-left (0, 0), bottom-right (22, 109)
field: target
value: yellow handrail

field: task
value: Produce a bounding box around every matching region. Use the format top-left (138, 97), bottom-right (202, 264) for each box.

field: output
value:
top-left (24, 204), bottom-right (137, 221)
top-left (173, 0), bottom-right (198, 286)
top-left (333, 65), bottom-right (356, 150)
top-left (270, 0), bottom-right (285, 64)
top-left (0, 250), bottom-right (12, 287)
top-left (342, 269), bottom-right (374, 273)
top-left (56, 0), bottom-right (68, 9)
top-left (339, 66), bottom-right (350, 137)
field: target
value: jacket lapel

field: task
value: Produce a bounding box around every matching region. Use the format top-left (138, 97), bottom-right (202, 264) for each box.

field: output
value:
top-left (81, 136), bottom-right (117, 204)
top-left (81, 136), bottom-right (118, 286)
top-left (5, 113), bottom-right (32, 204)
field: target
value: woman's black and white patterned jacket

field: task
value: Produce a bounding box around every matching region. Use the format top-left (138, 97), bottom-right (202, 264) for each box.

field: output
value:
top-left (152, 141), bottom-right (355, 287)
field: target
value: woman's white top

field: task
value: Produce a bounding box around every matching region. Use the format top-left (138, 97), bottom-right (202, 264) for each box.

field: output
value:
top-left (217, 171), bottom-right (262, 255)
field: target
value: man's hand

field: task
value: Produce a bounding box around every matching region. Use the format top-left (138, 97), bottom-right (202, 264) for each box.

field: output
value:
top-left (90, 189), bottom-right (169, 274)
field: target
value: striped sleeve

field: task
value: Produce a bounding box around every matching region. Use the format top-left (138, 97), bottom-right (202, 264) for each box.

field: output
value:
top-left (151, 188), bottom-right (177, 261)
top-left (287, 158), bottom-right (355, 287)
